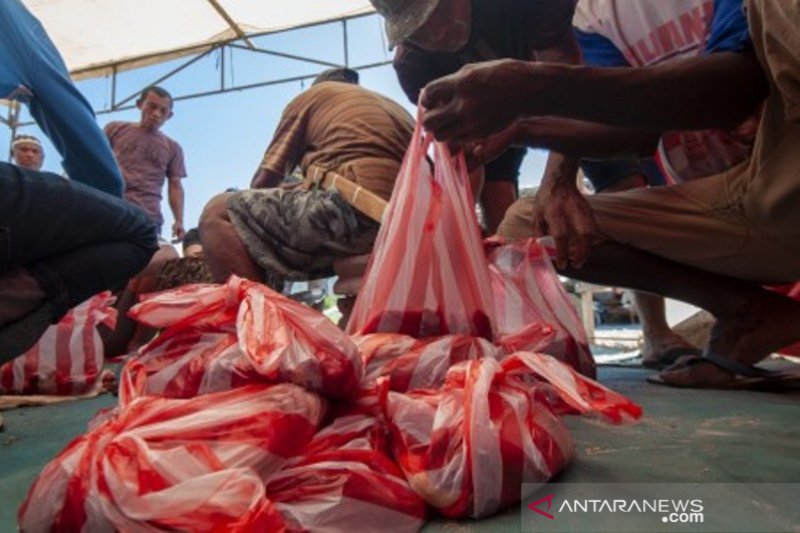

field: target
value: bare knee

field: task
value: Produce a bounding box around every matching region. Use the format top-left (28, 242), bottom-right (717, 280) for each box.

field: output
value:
top-left (199, 194), bottom-right (231, 242)
top-left (199, 193), bottom-right (259, 282)
top-left (201, 193), bottom-right (231, 223)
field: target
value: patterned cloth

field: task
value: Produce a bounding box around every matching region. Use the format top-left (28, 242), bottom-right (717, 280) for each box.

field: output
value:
top-left (574, 0), bottom-right (754, 183)
top-left (154, 257), bottom-right (214, 291)
top-left (227, 188), bottom-right (379, 290)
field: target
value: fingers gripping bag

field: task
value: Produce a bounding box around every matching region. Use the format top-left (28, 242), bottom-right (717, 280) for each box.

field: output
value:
top-left (379, 353), bottom-right (641, 519)
top-left (19, 384), bottom-right (324, 532)
top-left (0, 292), bottom-right (116, 395)
top-left (488, 238), bottom-right (596, 377)
top-left (347, 109), bottom-right (497, 340)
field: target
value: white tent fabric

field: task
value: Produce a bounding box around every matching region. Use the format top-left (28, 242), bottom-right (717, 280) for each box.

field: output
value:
top-left (23, 0), bottom-right (376, 80)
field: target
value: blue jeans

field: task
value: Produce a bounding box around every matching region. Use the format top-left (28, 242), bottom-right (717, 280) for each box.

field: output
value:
top-left (0, 0), bottom-right (124, 197)
top-left (0, 163), bottom-right (158, 321)
top-left (581, 157), bottom-right (667, 193)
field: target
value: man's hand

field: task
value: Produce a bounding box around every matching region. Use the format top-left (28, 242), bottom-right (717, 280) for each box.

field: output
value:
top-left (172, 220), bottom-right (186, 241)
top-left (465, 122), bottom-right (521, 170)
top-left (421, 59), bottom-right (544, 144)
top-left (167, 177), bottom-right (185, 242)
top-left (531, 180), bottom-right (597, 270)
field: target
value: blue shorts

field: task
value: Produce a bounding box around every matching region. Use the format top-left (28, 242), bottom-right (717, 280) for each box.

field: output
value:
top-left (485, 147), bottom-right (526, 193)
top-left (581, 158), bottom-right (666, 193)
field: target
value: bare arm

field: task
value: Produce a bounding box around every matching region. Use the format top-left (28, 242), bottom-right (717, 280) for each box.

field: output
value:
top-left (167, 177), bottom-right (185, 240)
top-left (536, 51), bottom-right (768, 131)
top-left (422, 52), bottom-right (768, 142)
top-left (473, 117), bottom-right (659, 165)
top-left (516, 117), bottom-right (659, 158)
top-left (527, 34), bottom-right (598, 269)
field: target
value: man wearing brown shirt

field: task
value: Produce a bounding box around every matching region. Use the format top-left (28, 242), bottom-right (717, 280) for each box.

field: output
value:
top-left (200, 68), bottom-right (414, 289)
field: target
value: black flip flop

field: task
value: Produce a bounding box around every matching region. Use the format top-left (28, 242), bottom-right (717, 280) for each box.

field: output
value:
top-left (647, 351), bottom-right (800, 391)
top-left (641, 346), bottom-right (703, 369)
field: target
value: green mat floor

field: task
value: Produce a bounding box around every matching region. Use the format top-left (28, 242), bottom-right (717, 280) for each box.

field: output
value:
top-left (2, 367), bottom-right (799, 531)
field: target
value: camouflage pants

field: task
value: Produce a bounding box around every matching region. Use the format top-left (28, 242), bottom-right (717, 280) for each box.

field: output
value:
top-left (227, 188), bottom-right (378, 290)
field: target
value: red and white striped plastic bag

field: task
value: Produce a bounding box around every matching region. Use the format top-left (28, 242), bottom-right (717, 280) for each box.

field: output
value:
top-left (120, 278), bottom-right (265, 404)
top-left (356, 333), bottom-right (502, 391)
top-left (0, 292), bottom-right (116, 395)
top-left (266, 415), bottom-right (427, 532)
top-left (119, 329), bottom-right (268, 406)
top-left (502, 352), bottom-right (643, 423)
top-left (239, 281), bottom-right (363, 400)
top-left (379, 352), bottom-right (641, 518)
top-left (488, 239), bottom-right (596, 377)
top-left (19, 383), bottom-right (325, 532)
top-left (127, 278), bottom-right (246, 333)
top-left (122, 276), bottom-right (362, 402)
top-left (345, 333), bottom-right (506, 416)
top-left (347, 112), bottom-right (497, 339)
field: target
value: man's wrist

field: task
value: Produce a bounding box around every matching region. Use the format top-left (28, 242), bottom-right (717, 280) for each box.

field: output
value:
top-left (515, 118), bottom-right (545, 148)
top-left (517, 62), bottom-right (569, 118)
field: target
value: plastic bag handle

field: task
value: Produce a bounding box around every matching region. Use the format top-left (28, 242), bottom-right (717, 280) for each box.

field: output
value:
top-left (416, 95), bottom-right (469, 190)
top-left (415, 92), bottom-right (435, 153)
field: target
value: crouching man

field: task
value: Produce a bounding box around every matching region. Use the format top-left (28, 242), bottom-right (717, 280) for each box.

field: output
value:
top-left (200, 68), bottom-right (414, 295)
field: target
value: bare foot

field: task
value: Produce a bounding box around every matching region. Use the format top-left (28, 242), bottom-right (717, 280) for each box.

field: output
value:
top-left (656, 354), bottom-right (737, 387)
top-left (658, 292), bottom-right (800, 387)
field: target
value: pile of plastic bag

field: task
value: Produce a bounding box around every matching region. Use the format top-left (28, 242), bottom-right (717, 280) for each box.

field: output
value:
top-left (118, 276), bottom-right (362, 405)
top-left (20, 118), bottom-right (640, 531)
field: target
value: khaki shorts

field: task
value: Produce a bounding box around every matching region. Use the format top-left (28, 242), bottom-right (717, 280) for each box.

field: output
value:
top-left (498, 163), bottom-right (800, 284)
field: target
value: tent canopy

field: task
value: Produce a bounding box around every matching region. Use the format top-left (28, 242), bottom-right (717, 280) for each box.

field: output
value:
top-left (24, 0), bottom-right (376, 80)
